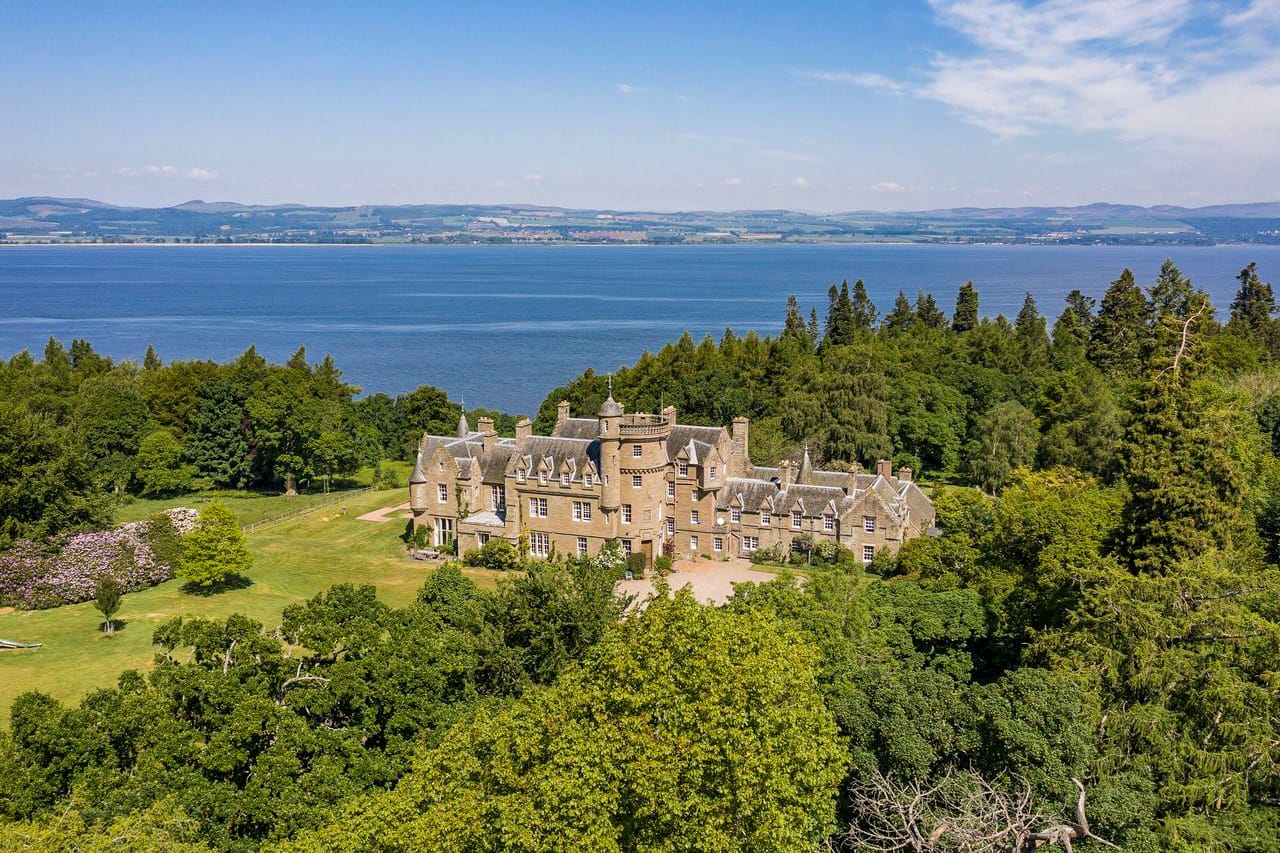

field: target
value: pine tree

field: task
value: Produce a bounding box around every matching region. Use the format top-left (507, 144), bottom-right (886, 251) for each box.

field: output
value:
top-left (915, 290), bottom-right (947, 328)
top-left (185, 380), bottom-right (251, 488)
top-left (1064, 289), bottom-right (1096, 329)
top-left (1088, 269), bottom-right (1149, 377)
top-left (851, 279), bottom-right (878, 330)
top-left (1228, 262), bottom-right (1277, 355)
top-left (142, 345), bottom-right (162, 371)
top-left (883, 291), bottom-right (915, 333)
top-left (824, 280), bottom-right (857, 347)
top-left (1148, 258), bottom-right (1193, 319)
top-left (807, 308), bottom-right (820, 346)
top-left (783, 294), bottom-right (808, 339)
top-left (952, 281), bottom-right (979, 332)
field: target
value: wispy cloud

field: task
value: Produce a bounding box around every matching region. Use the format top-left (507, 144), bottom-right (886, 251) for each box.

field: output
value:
top-left (115, 164), bottom-right (218, 180)
top-left (615, 83), bottom-right (644, 94)
top-left (791, 177), bottom-right (812, 188)
top-left (722, 176), bottom-right (744, 186)
top-left (871, 181), bottom-right (912, 192)
top-left (804, 0), bottom-right (1280, 164)
top-left (523, 173), bottom-right (544, 185)
top-left (795, 69), bottom-right (907, 95)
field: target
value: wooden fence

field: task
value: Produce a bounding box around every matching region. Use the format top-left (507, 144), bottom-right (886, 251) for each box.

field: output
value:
top-left (242, 486), bottom-right (374, 534)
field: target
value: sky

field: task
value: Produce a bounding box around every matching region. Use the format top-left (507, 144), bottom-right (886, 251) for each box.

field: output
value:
top-left (3, 0), bottom-right (1279, 211)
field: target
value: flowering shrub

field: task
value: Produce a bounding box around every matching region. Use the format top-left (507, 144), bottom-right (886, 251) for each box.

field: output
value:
top-left (0, 514), bottom-right (193, 610)
top-left (165, 507), bottom-right (200, 535)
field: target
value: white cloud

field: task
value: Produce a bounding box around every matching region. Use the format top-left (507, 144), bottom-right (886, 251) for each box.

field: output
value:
top-left (615, 83), bottom-right (643, 94)
top-left (791, 177), bottom-right (812, 188)
top-left (722, 177), bottom-right (744, 186)
top-left (115, 164), bottom-right (218, 180)
top-left (806, 0), bottom-right (1280, 166)
top-left (796, 69), bottom-right (907, 95)
top-left (871, 181), bottom-right (912, 192)
top-left (523, 173), bottom-right (544, 185)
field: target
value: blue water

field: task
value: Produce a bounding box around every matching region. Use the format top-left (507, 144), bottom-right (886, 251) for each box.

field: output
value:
top-left (3, 244), bottom-right (1279, 414)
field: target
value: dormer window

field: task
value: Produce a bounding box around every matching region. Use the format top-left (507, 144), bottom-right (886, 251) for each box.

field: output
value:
top-left (791, 510), bottom-right (802, 529)
top-left (561, 473), bottom-right (570, 487)
top-left (539, 472), bottom-right (547, 485)
top-left (517, 470), bottom-right (526, 483)
top-left (584, 474), bottom-right (594, 488)
top-left (678, 461), bottom-right (689, 477)
top-left (709, 466), bottom-right (717, 480)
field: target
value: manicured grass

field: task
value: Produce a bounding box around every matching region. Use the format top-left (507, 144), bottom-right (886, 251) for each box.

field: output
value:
top-left (0, 486), bottom-right (501, 725)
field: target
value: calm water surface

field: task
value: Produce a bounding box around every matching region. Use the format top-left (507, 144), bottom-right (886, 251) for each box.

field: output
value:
top-left (3, 244), bottom-right (1279, 413)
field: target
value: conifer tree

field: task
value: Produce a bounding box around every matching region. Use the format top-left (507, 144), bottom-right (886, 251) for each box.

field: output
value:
top-left (824, 280), bottom-right (857, 347)
top-left (883, 291), bottom-right (915, 333)
top-left (952, 281), bottom-right (979, 332)
top-left (142, 345), bottom-right (162, 371)
top-left (851, 279), bottom-right (878, 330)
top-left (1014, 292), bottom-right (1049, 365)
top-left (1088, 269), bottom-right (1149, 377)
top-left (1227, 262), bottom-right (1277, 354)
top-left (915, 290), bottom-right (947, 328)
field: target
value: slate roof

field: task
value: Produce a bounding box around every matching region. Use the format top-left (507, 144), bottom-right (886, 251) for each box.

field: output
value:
top-left (556, 418), bottom-right (599, 440)
top-left (512, 435), bottom-right (600, 475)
top-left (666, 425), bottom-right (725, 461)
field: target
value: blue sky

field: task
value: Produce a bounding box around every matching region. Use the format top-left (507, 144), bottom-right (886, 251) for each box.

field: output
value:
top-left (3, 0), bottom-right (1278, 210)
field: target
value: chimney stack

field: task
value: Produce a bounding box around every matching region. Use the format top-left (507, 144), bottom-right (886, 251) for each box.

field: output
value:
top-left (515, 417), bottom-right (532, 445)
top-left (876, 459), bottom-right (892, 480)
top-left (779, 459), bottom-right (793, 490)
top-left (896, 466), bottom-right (912, 482)
top-left (478, 416), bottom-right (496, 454)
top-left (731, 416), bottom-right (750, 475)
top-left (662, 405), bottom-right (677, 426)
top-left (556, 400), bottom-right (571, 431)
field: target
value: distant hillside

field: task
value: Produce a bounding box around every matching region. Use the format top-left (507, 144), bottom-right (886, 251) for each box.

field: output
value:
top-left (3, 197), bottom-right (1279, 245)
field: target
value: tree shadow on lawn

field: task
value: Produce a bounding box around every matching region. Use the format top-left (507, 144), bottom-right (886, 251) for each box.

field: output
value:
top-left (180, 574), bottom-right (255, 597)
top-left (97, 619), bottom-right (129, 635)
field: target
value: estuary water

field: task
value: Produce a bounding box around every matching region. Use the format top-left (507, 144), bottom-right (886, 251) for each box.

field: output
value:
top-left (3, 243), bottom-right (1279, 414)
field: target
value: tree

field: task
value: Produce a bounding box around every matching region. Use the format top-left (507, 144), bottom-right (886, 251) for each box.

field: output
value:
top-left (916, 290), bottom-right (947, 329)
top-left (135, 428), bottom-right (195, 495)
top-left (142, 345), bottom-right (162, 371)
top-left (94, 576), bottom-right (122, 636)
top-left (1089, 269), bottom-right (1149, 376)
top-left (884, 291), bottom-right (916, 333)
top-left (1227, 262), bottom-right (1278, 356)
top-left (1014, 293), bottom-right (1050, 369)
top-left (851, 279), bottom-right (879, 329)
top-left (283, 590), bottom-right (844, 853)
top-left (953, 281), bottom-right (979, 332)
top-left (185, 380), bottom-right (251, 488)
top-left (825, 280), bottom-right (857, 346)
top-left (179, 501), bottom-right (252, 588)
top-left (969, 402), bottom-right (1038, 493)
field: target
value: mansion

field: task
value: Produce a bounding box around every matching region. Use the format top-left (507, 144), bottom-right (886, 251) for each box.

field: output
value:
top-left (409, 396), bottom-right (935, 566)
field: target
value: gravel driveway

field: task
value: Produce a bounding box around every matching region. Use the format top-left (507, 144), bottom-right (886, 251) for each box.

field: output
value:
top-left (615, 558), bottom-right (783, 607)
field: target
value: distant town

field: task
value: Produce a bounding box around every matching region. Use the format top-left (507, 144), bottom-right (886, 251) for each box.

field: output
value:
top-left (4, 197), bottom-right (1280, 246)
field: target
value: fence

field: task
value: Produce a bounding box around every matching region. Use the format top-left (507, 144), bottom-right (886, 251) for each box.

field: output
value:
top-left (242, 486), bottom-right (374, 534)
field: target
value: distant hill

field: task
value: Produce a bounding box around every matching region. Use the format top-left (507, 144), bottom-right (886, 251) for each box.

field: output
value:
top-left (3, 197), bottom-right (1279, 245)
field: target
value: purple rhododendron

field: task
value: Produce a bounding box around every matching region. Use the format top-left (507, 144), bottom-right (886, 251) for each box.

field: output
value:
top-left (0, 507), bottom-right (198, 609)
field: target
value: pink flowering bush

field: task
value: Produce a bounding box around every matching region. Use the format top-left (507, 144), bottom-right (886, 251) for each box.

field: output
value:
top-left (0, 518), bottom-right (181, 610)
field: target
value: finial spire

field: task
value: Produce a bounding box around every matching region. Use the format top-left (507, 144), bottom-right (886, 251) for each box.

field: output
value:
top-left (608, 375), bottom-right (613, 397)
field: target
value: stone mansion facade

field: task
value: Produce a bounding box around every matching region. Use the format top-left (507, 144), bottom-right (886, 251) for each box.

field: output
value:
top-left (409, 396), bottom-right (935, 566)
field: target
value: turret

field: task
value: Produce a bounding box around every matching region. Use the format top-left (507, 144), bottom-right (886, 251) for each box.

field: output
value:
top-left (599, 394), bottom-right (623, 511)
top-left (409, 452), bottom-right (429, 511)
top-left (798, 445), bottom-right (813, 485)
top-left (456, 410), bottom-right (470, 439)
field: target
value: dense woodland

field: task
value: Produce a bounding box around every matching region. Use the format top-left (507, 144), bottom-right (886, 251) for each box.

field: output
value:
top-left (2, 260), bottom-right (1280, 851)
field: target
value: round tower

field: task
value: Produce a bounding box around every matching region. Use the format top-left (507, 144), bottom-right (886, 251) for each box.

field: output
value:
top-left (599, 393), bottom-right (624, 511)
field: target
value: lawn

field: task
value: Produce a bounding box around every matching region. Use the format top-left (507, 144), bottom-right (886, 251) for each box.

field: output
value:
top-left (0, 485), bottom-right (502, 725)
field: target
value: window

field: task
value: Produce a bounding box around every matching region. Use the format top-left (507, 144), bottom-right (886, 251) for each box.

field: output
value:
top-left (491, 485), bottom-right (505, 511)
top-left (690, 510), bottom-right (700, 525)
top-left (529, 497), bottom-right (547, 518)
top-left (632, 444), bottom-right (642, 458)
top-left (632, 474), bottom-right (643, 488)
top-left (601, 421), bottom-right (608, 433)
top-left (621, 539), bottom-right (632, 554)
top-left (667, 481), bottom-right (675, 499)
top-left (791, 510), bottom-right (802, 529)
top-left (709, 466), bottom-right (717, 480)
top-left (538, 472), bottom-right (547, 485)
top-left (572, 501), bottom-right (591, 522)
top-left (622, 504), bottom-right (632, 524)
top-left (478, 533), bottom-right (489, 546)
top-left (714, 537), bottom-right (723, 552)
top-left (530, 532), bottom-right (550, 557)
top-left (437, 484), bottom-right (448, 503)
top-left (584, 474), bottom-right (593, 488)
top-left (862, 544), bottom-right (875, 563)
top-left (692, 488), bottom-right (700, 502)
top-left (743, 535), bottom-right (759, 552)
top-left (577, 536), bottom-right (588, 556)
top-left (434, 517), bottom-right (454, 547)
top-left (823, 514), bottom-right (835, 532)
top-left (863, 515), bottom-right (876, 533)
top-left (730, 508), bottom-right (741, 524)
top-left (561, 473), bottom-right (569, 487)
top-left (678, 461), bottom-right (689, 477)
top-left (690, 535), bottom-right (699, 550)
top-left (517, 470), bottom-right (526, 483)
top-left (667, 518), bottom-right (675, 535)
top-left (761, 510), bottom-right (771, 527)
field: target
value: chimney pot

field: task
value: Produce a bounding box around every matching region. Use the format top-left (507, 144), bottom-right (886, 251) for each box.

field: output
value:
top-left (556, 400), bottom-right (571, 430)
top-left (896, 466), bottom-right (913, 482)
top-left (516, 417), bottom-right (532, 444)
top-left (876, 459), bottom-right (892, 480)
